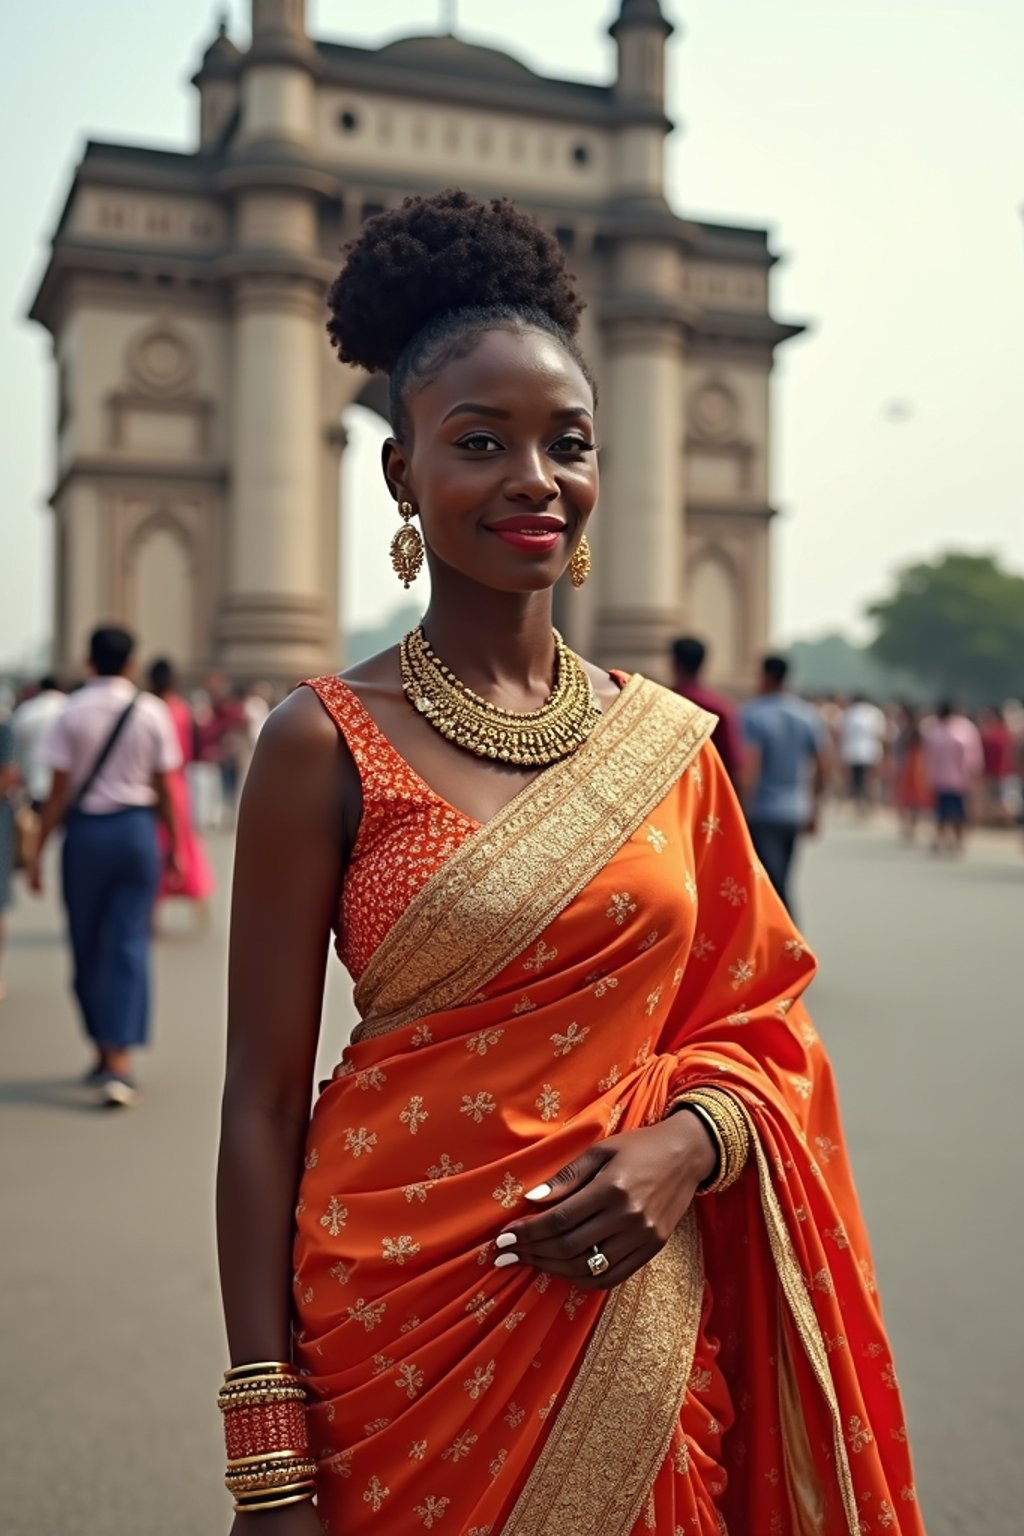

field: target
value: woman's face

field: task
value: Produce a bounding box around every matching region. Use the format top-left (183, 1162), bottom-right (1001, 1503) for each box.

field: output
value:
top-left (383, 326), bottom-right (598, 595)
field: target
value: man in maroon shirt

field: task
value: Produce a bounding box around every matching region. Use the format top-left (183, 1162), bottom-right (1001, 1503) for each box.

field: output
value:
top-left (671, 637), bottom-right (742, 784)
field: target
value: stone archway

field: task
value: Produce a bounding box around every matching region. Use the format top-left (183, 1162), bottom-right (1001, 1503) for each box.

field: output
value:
top-left (28, 0), bottom-right (802, 685)
top-left (686, 545), bottom-right (744, 688)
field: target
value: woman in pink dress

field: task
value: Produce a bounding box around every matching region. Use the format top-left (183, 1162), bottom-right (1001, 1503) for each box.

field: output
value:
top-left (148, 659), bottom-right (215, 907)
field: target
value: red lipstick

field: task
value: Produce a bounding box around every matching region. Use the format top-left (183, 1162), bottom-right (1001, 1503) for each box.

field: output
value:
top-left (486, 515), bottom-right (566, 552)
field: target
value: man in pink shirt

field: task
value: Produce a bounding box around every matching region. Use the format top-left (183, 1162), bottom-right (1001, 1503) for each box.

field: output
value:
top-left (29, 626), bottom-right (182, 1106)
top-left (922, 701), bottom-right (983, 854)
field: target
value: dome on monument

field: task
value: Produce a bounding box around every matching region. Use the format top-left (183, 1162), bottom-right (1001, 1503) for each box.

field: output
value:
top-left (376, 34), bottom-right (539, 85)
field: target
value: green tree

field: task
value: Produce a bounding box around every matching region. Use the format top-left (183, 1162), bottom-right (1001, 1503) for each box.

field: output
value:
top-left (866, 551), bottom-right (1024, 705)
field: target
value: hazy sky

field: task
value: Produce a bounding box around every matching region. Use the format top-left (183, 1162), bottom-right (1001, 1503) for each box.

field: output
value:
top-left (3, 0), bottom-right (1022, 667)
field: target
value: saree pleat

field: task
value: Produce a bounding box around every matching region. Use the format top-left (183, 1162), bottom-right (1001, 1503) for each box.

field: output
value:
top-left (294, 676), bottom-right (924, 1536)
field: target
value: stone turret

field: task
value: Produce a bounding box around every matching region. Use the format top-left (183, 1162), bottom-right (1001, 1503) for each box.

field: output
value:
top-left (192, 19), bottom-right (242, 149)
top-left (609, 0), bottom-right (674, 205)
top-left (595, 1), bottom-right (688, 679)
top-left (238, 0), bottom-right (316, 150)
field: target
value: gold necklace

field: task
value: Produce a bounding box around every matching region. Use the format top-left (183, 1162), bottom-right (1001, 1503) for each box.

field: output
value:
top-left (399, 625), bottom-right (601, 766)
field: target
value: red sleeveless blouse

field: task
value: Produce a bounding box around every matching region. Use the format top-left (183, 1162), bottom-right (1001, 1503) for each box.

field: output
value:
top-left (303, 671), bottom-right (626, 982)
top-left (304, 676), bottom-right (480, 981)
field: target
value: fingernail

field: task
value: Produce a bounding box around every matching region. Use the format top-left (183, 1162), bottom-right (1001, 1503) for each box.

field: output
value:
top-left (525, 1183), bottom-right (552, 1201)
top-left (494, 1253), bottom-right (520, 1269)
top-left (495, 1232), bottom-right (517, 1249)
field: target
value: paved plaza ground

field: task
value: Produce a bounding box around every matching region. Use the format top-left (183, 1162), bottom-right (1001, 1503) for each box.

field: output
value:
top-left (1, 816), bottom-right (1021, 1536)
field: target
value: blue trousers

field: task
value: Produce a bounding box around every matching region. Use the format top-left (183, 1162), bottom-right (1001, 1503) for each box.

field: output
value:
top-left (61, 808), bottom-right (161, 1050)
top-left (747, 819), bottom-right (802, 919)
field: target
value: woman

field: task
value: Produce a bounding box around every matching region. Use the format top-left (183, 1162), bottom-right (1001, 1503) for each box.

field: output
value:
top-left (218, 193), bottom-right (923, 1535)
top-left (891, 703), bottom-right (931, 843)
top-left (148, 659), bottom-right (214, 911)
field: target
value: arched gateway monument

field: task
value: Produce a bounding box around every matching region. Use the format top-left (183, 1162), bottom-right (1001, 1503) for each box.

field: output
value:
top-left (29, 0), bottom-right (803, 689)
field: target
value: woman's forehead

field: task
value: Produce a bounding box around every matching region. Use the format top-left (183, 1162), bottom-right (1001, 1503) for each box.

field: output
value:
top-left (415, 327), bottom-right (594, 419)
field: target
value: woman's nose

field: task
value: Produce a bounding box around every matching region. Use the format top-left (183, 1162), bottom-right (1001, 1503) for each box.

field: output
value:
top-left (504, 450), bottom-right (559, 505)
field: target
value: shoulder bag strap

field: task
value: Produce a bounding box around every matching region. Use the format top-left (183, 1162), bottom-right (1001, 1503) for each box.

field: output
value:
top-left (65, 694), bottom-right (140, 817)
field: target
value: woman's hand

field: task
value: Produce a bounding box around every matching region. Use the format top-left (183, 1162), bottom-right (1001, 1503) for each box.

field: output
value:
top-left (229, 1499), bottom-right (325, 1536)
top-left (494, 1112), bottom-right (717, 1290)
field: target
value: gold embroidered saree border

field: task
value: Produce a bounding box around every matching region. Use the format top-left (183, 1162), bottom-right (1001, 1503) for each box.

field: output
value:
top-left (501, 1212), bottom-right (704, 1536)
top-left (352, 677), bottom-right (715, 1040)
top-left (743, 1112), bottom-right (860, 1535)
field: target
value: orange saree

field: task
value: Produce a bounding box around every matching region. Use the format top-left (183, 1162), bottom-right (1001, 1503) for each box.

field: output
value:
top-left (293, 674), bottom-right (924, 1536)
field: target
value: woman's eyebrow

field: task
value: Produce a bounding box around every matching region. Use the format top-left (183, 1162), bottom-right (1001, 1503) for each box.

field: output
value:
top-left (442, 402), bottom-right (511, 423)
top-left (441, 403), bottom-right (593, 424)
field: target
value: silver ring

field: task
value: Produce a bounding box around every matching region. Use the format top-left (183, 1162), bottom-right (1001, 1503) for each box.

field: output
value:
top-left (586, 1246), bottom-right (610, 1277)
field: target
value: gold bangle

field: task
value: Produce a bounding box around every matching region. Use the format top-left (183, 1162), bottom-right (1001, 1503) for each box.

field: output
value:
top-left (224, 1361), bottom-right (298, 1383)
top-left (227, 1466), bottom-right (318, 1495)
top-left (671, 1098), bottom-right (725, 1190)
top-left (233, 1483), bottom-right (316, 1511)
top-left (670, 1086), bottom-right (750, 1194)
top-left (227, 1459), bottom-right (318, 1481)
top-left (233, 1490), bottom-right (316, 1514)
top-left (686, 1087), bottom-right (750, 1192)
top-left (234, 1479), bottom-right (316, 1500)
top-left (227, 1449), bottom-right (311, 1470)
top-left (218, 1381), bottom-right (308, 1410)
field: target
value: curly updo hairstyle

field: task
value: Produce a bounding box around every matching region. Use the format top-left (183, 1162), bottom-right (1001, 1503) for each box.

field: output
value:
top-left (326, 190), bottom-right (595, 438)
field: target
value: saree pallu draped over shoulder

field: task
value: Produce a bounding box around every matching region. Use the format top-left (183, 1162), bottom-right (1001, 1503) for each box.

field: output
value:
top-left (293, 676), bottom-right (924, 1536)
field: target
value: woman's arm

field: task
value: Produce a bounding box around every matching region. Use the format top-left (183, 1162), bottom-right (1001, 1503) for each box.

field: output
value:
top-left (217, 688), bottom-right (350, 1367)
top-left (217, 689), bottom-right (353, 1533)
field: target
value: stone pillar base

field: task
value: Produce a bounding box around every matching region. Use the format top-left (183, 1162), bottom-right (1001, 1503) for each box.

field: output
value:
top-left (592, 605), bottom-right (679, 685)
top-left (216, 592), bottom-right (333, 684)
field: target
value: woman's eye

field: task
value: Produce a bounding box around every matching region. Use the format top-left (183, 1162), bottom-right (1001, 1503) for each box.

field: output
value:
top-left (457, 433), bottom-right (502, 453)
top-left (552, 435), bottom-right (597, 455)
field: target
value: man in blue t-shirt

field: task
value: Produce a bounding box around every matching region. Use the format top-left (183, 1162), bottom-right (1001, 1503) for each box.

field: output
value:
top-left (740, 655), bottom-right (828, 917)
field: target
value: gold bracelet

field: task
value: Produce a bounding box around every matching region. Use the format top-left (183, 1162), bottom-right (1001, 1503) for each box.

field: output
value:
top-left (218, 1380), bottom-right (308, 1408)
top-left (669, 1086), bottom-right (750, 1194)
top-left (685, 1087), bottom-right (750, 1192)
top-left (233, 1483), bottom-right (316, 1512)
top-left (234, 1478), bottom-right (316, 1500)
top-left (227, 1465), bottom-right (318, 1495)
top-left (671, 1098), bottom-right (725, 1190)
top-left (227, 1449), bottom-right (312, 1470)
top-left (224, 1361), bottom-right (297, 1383)
top-left (234, 1493), bottom-right (316, 1515)
top-left (219, 1394), bottom-right (308, 1416)
top-left (234, 1490), bottom-right (316, 1514)
top-left (227, 1459), bottom-right (318, 1480)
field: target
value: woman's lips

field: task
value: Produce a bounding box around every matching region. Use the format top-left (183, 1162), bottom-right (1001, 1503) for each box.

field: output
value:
top-left (489, 527), bottom-right (564, 551)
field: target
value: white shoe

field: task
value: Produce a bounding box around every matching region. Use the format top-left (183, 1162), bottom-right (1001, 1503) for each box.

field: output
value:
top-left (101, 1075), bottom-right (140, 1109)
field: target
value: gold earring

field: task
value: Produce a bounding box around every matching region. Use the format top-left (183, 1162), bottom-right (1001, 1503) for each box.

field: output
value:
top-left (390, 501), bottom-right (424, 588)
top-left (568, 532), bottom-right (592, 589)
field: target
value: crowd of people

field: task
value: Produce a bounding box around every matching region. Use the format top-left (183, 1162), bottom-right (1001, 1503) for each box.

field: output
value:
top-left (2, 630), bottom-right (1020, 1022)
top-left (671, 635), bottom-right (1024, 917)
top-left (0, 633), bottom-right (279, 1061)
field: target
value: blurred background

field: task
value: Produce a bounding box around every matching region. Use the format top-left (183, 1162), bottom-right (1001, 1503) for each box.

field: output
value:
top-left (1, 3), bottom-right (1021, 1534)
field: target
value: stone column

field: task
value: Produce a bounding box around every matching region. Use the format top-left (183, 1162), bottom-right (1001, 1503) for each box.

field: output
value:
top-left (596, 1), bottom-right (686, 681)
top-left (215, 0), bottom-right (333, 682)
top-left (218, 273), bottom-right (330, 681)
top-left (595, 314), bottom-right (685, 680)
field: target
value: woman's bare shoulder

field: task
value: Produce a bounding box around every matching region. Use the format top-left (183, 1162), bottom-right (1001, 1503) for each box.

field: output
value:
top-left (255, 685), bottom-right (341, 761)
